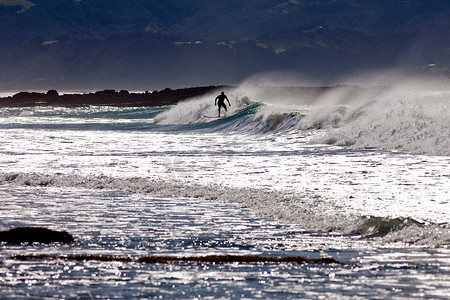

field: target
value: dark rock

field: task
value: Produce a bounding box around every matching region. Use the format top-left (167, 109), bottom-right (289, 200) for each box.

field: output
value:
top-left (95, 89), bottom-right (116, 95)
top-left (46, 89), bottom-right (59, 97)
top-left (13, 254), bottom-right (133, 262)
top-left (12, 254), bottom-right (349, 265)
top-left (137, 254), bottom-right (347, 265)
top-left (0, 227), bottom-right (75, 244)
top-left (12, 92), bottom-right (44, 99)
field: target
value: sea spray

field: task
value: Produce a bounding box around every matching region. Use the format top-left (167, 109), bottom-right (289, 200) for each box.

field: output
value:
top-left (228, 82), bottom-right (450, 156)
top-left (309, 89), bottom-right (450, 155)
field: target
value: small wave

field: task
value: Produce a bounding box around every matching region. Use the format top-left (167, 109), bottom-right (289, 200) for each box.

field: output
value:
top-left (352, 216), bottom-right (450, 247)
top-left (0, 172), bottom-right (361, 233)
top-left (354, 217), bottom-right (424, 238)
top-left (0, 108), bottom-right (35, 117)
top-left (2, 172), bottom-right (450, 247)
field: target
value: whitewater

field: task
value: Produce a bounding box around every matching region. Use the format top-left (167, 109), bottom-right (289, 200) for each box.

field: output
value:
top-left (0, 82), bottom-right (449, 299)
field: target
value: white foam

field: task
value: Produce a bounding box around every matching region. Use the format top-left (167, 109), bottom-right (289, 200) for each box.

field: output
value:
top-left (0, 172), bottom-right (359, 233)
top-left (380, 224), bottom-right (450, 247)
top-left (308, 89), bottom-right (450, 156)
top-left (2, 171), bottom-right (449, 246)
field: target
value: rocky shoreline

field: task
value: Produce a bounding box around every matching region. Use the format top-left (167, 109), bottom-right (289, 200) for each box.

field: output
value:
top-left (0, 85), bottom-right (229, 108)
top-left (0, 85), bottom-right (383, 108)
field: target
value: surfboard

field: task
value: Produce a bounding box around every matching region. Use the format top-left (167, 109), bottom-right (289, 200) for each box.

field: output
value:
top-left (204, 115), bottom-right (225, 119)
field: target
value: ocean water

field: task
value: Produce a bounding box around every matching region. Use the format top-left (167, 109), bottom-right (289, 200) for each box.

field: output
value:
top-left (0, 84), bottom-right (449, 299)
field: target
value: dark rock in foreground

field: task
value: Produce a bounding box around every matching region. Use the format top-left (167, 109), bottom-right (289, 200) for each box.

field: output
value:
top-left (12, 254), bottom-right (348, 265)
top-left (0, 86), bottom-right (229, 108)
top-left (0, 227), bottom-right (75, 244)
top-left (137, 254), bottom-right (346, 265)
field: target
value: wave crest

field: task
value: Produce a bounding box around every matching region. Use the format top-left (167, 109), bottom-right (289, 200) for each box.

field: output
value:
top-left (355, 217), bottom-right (424, 238)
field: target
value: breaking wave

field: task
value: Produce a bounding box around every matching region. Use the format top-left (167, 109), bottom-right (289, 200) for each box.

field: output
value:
top-left (307, 90), bottom-right (450, 156)
top-left (153, 84), bottom-right (450, 156)
top-left (4, 84), bottom-right (447, 156)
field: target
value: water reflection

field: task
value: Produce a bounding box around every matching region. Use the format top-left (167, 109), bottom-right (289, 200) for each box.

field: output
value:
top-left (0, 186), bottom-right (449, 299)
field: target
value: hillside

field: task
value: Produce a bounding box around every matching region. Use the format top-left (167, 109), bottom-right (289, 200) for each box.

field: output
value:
top-left (2, 0), bottom-right (450, 40)
top-left (0, 0), bottom-right (449, 90)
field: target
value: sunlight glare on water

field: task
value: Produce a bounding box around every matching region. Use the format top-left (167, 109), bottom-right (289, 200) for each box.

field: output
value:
top-left (0, 96), bottom-right (450, 298)
top-left (1, 186), bottom-right (449, 299)
top-left (1, 126), bottom-right (448, 226)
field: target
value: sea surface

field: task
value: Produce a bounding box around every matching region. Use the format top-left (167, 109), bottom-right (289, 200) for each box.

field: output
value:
top-left (0, 84), bottom-right (449, 299)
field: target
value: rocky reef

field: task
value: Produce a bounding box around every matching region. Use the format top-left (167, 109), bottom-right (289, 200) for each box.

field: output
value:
top-left (0, 86), bottom-right (228, 108)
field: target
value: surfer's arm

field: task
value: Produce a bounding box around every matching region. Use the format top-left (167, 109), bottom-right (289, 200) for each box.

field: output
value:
top-left (226, 96), bottom-right (231, 106)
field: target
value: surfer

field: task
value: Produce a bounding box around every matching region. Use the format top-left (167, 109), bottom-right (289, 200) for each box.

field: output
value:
top-left (215, 91), bottom-right (231, 117)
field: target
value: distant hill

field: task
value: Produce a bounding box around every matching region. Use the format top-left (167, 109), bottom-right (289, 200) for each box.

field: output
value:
top-left (0, 0), bottom-right (449, 90)
top-left (2, 0), bottom-right (450, 40)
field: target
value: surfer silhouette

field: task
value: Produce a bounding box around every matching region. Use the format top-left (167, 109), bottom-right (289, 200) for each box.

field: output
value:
top-left (215, 91), bottom-right (231, 117)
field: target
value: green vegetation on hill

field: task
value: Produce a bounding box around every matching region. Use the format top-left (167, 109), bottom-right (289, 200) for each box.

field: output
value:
top-left (0, 0), bottom-right (35, 13)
